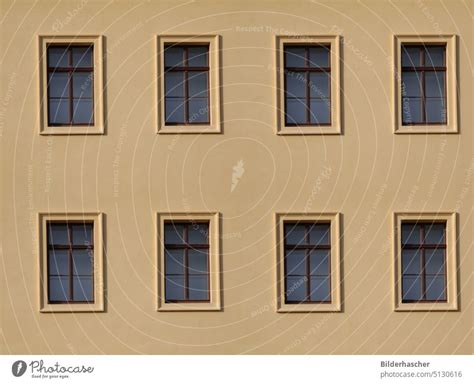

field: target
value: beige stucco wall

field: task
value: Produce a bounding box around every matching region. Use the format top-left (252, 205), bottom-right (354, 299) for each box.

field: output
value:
top-left (0, 0), bottom-right (472, 354)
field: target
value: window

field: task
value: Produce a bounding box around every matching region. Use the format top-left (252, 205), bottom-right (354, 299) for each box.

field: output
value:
top-left (394, 35), bottom-right (457, 133)
top-left (39, 213), bottom-right (104, 312)
top-left (39, 35), bottom-right (104, 135)
top-left (276, 36), bottom-right (341, 135)
top-left (394, 213), bottom-right (458, 311)
top-left (276, 213), bottom-right (341, 312)
top-left (157, 213), bottom-right (221, 311)
top-left (157, 35), bottom-right (221, 133)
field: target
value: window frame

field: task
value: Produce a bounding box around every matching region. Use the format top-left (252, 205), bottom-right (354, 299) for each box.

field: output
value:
top-left (157, 35), bottom-right (221, 134)
top-left (39, 35), bottom-right (104, 135)
top-left (276, 36), bottom-right (341, 135)
top-left (393, 212), bottom-right (458, 311)
top-left (156, 212), bottom-right (221, 311)
top-left (275, 213), bottom-right (342, 312)
top-left (393, 35), bottom-right (458, 134)
top-left (39, 213), bottom-right (104, 312)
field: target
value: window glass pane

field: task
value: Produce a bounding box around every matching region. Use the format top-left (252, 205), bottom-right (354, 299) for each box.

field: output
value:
top-left (72, 223), bottom-right (93, 246)
top-left (187, 46), bottom-right (208, 67)
top-left (188, 72), bottom-right (208, 98)
top-left (401, 46), bottom-right (421, 66)
top-left (165, 276), bottom-right (185, 301)
top-left (401, 72), bottom-right (421, 97)
top-left (48, 46), bottom-right (69, 67)
top-left (165, 249), bottom-right (184, 275)
top-left (164, 224), bottom-right (184, 244)
top-left (49, 276), bottom-right (69, 302)
top-left (425, 249), bottom-right (445, 275)
top-left (48, 224), bottom-right (69, 245)
top-left (402, 276), bottom-right (422, 301)
top-left (188, 99), bottom-right (209, 123)
top-left (425, 46), bottom-right (445, 67)
top-left (310, 276), bottom-right (330, 301)
top-left (425, 276), bottom-right (446, 301)
top-left (285, 250), bottom-right (306, 275)
top-left (48, 73), bottom-right (70, 98)
top-left (188, 223), bottom-right (208, 244)
top-left (286, 99), bottom-right (307, 124)
top-left (72, 46), bottom-right (93, 67)
top-left (165, 98), bottom-right (185, 123)
top-left (73, 73), bottom-right (93, 98)
top-left (72, 250), bottom-right (93, 276)
top-left (310, 99), bottom-right (330, 124)
top-left (310, 73), bottom-right (329, 98)
top-left (309, 224), bottom-right (330, 245)
top-left (165, 72), bottom-right (185, 97)
top-left (49, 99), bottom-right (69, 124)
top-left (310, 250), bottom-right (329, 276)
top-left (188, 275), bottom-right (209, 300)
top-left (284, 224), bottom-right (306, 245)
top-left (164, 46), bottom-right (184, 67)
top-left (425, 223), bottom-right (445, 245)
top-left (309, 46), bottom-right (330, 68)
top-left (402, 249), bottom-right (420, 275)
top-left (402, 98), bottom-right (422, 124)
top-left (188, 249), bottom-right (208, 274)
top-left (401, 223), bottom-right (420, 244)
top-left (285, 276), bottom-right (307, 302)
top-left (425, 72), bottom-right (445, 98)
top-left (48, 249), bottom-right (69, 275)
top-left (72, 276), bottom-right (93, 301)
top-left (72, 99), bottom-right (93, 124)
top-left (285, 73), bottom-right (306, 98)
top-left (285, 47), bottom-right (306, 67)
top-left (425, 98), bottom-right (446, 124)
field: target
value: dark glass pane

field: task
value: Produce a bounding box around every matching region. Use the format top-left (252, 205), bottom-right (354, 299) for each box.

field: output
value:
top-left (188, 72), bottom-right (208, 97)
top-left (285, 276), bottom-right (307, 302)
top-left (401, 223), bottom-right (420, 244)
top-left (72, 99), bottom-right (93, 124)
top-left (188, 275), bottom-right (209, 300)
top-left (164, 46), bottom-right (184, 67)
top-left (48, 73), bottom-right (70, 98)
top-left (402, 98), bottom-right (422, 124)
top-left (72, 73), bottom-right (93, 98)
top-left (425, 276), bottom-right (446, 301)
top-left (425, 46), bottom-right (445, 67)
top-left (48, 249), bottom-right (68, 275)
top-left (284, 224), bottom-right (306, 245)
top-left (165, 72), bottom-right (185, 97)
top-left (286, 98), bottom-right (307, 124)
top-left (425, 249), bottom-right (445, 275)
top-left (165, 276), bottom-right (185, 301)
top-left (309, 46), bottom-right (330, 68)
top-left (188, 99), bottom-right (208, 123)
top-left (309, 224), bottom-right (330, 245)
top-left (164, 224), bottom-right (184, 244)
top-left (310, 99), bottom-right (330, 124)
top-left (425, 98), bottom-right (446, 124)
top-left (72, 223), bottom-right (93, 246)
top-left (49, 276), bottom-right (69, 302)
top-left (165, 98), bottom-right (185, 123)
top-left (285, 47), bottom-right (306, 67)
top-left (310, 276), bottom-right (330, 301)
top-left (401, 46), bottom-right (421, 66)
top-left (425, 72), bottom-right (445, 98)
top-left (285, 250), bottom-right (306, 275)
top-left (72, 250), bottom-right (93, 275)
top-left (188, 224), bottom-right (208, 244)
top-left (72, 46), bottom-right (93, 67)
top-left (285, 73), bottom-right (306, 98)
top-left (402, 249), bottom-right (420, 275)
top-left (310, 73), bottom-right (329, 98)
top-left (165, 249), bottom-right (184, 275)
top-left (72, 276), bottom-right (93, 301)
top-left (310, 250), bottom-right (329, 276)
top-left (48, 224), bottom-right (69, 245)
top-left (188, 249), bottom-right (208, 273)
top-left (402, 276), bottom-right (422, 301)
top-left (401, 72), bottom-right (421, 97)
top-left (49, 99), bottom-right (69, 124)
top-left (187, 46), bottom-right (208, 67)
top-left (48, 46), bottom-right (69, 67)
top-left (425, 223), bottom-right (445, 245)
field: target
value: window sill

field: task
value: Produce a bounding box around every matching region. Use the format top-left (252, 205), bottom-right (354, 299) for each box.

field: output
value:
top-left (157, 124), bottom-right (221, 134)
top-left (40, 302), bottom-right (104, 313)
top-left (394, 302), bottom-right (458, 312)
top-left (157, 301), bottom-right (221, 312)
top-left (394, 124), bottom-right (458, 134)
top-left (40, 126), bottom-right (104, 135)
top-left (277, 302), bottom-right (341, 313)
top-left (277, 125), bottom-right (341, 135)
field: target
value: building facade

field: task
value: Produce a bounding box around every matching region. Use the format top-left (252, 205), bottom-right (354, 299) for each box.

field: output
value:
top-left (0, 0), bottom-right (472, 354)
